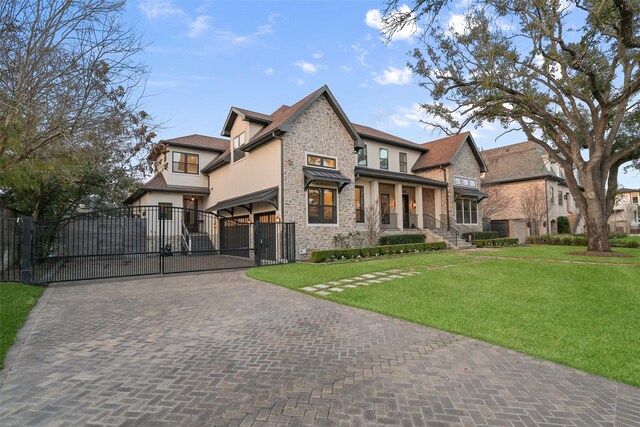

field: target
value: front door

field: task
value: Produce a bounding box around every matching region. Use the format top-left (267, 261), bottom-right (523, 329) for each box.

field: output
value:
top-left (183, 197), bottom-right (198, 232)
top-left (380, 193), bottom-right (391, 225)
top-left (402, 194), bottom-right (410, 228)
top-left (255, 212), bottom-right (277, 261)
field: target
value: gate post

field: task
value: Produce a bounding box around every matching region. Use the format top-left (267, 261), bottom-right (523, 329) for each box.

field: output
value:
top-left (20, 216), bottom-right (32, 284)
top-left (254, 222), bottom-right (261, 267)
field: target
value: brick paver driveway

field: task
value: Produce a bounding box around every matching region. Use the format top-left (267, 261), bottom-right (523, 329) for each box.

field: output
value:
top-left (1, 271), bottom-right (639, 426)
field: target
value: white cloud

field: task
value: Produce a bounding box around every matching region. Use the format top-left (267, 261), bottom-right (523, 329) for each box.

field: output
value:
top-left (187, 15), bottom-right (211, 38)
top-left (311, 51), bottom-right (323, 59)
top-left (268, 13), bottom-right (280, 24)
top-left (374, 66), bottom-right (412, 85)
top-left (293, 78), bottom-right (305, 86)
top-left (365, 4), bottom-right (422, 42)
top-left (295, 60), bottom-right (319, 75)
top-left (264, 67), bottom-right (274, 76)
top-left (341, 65), bottom-right (352, 72)
top-left (217, 24), bottom-right (273, 45)
top-left (533, 54), bottom-right (563, 79)
top-left (352, 44), bottom-right (370, 68)
top-left (390, 115), bottom-right (411, 127)
top-left (139, 0), bottom-right (183, 19)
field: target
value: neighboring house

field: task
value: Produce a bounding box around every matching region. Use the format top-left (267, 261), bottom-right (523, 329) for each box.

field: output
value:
top-left (608, 188), bottom-right (640, 234)
top-left (481, 141), bottom-right (585, 242)
top-left (125, 85), bottom-right (489, 257)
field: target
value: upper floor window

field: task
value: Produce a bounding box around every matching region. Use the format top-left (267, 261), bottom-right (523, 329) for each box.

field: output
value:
top-left (558, 191), bottom-right (563, 206)
top-left (172, 152), bottom-right (199, 174)
top-left (379, 148), bottom-right (388, 170)
top-left (357, 145), bottom-right (368, 166)
top-left (399, 152), bottom-right (407, 173)
top-left (233, 132), bottom-right (246, 162)
top-left (454, 175), bottom-right (476, 187)
top-left (633, 196), bottom-right (639, 204)
top-left (550, 187), bottom-right (555, 204)
top-left (307, 154), bottom-right (336, 169)
top-left (308, 187), bottom-right (337, 224)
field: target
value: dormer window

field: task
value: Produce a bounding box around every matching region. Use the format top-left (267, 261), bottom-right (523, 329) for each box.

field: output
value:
top-left (307, 154), bottom-right (336, 169)
top-left (454, 175), bottom-right (476, 187)
top-left (357, 144), bottom-right (368, 166)
top-left (233, 133), bottom-right (246, 162)
top-left (172, 152), bottom-right (199, 174)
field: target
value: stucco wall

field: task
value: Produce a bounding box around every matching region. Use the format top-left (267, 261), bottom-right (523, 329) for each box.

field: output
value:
top-left (359, 139), bottom-right (422, 173)
top-left (282, 95), bottom-right (357, 255)
top-left (160, 147), bottom-right (218, 188)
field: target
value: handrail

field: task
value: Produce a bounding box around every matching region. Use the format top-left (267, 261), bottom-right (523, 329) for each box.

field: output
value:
top-left (180, 221), bottom-right (191, 253)
top-left (422, 213), bottom-right (459, 246)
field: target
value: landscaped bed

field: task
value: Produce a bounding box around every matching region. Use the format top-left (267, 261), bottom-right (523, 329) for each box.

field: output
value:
top-left (247, 245), bottom-right (640, 387)
top-left (0, 283), bottom-right (44, 369)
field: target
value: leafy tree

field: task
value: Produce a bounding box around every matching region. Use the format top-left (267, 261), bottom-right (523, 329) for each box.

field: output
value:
top-left (0, 0), bottom-right (158, 217)
top-left (383, 0), bottom-right (640, 252)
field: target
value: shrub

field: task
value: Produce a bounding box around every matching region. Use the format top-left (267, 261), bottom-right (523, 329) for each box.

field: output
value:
top-left (311, 241), bottom-right (446, 263)
top-left (527, 234), bottom-right (588, 246)
top-left (609, 232), bottom-right (628, 239)
top-left (557, 216), bottom-right (570, 234)
top-left (379, 234), bottom-right (426, 245)
top-left (461, 231), bottom-right (499, 241)
top-left (474, 238), bottom-right (519, 247)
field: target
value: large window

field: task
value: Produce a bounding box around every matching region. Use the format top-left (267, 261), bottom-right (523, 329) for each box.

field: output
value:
top-left (172, 152), bottom-right (199, 174)
top-left (357, 145), bottom-right (368, 166)
top-left (158, 203), bottom-right (173, 220)
top-left (307, 154), bottom-right (336, 169)
top-left (308, 188), bottom-right (337, 224)
top-left (233, 132), bottom-right (246, 162)
top-left (379, 148), bottom-right (388, 170)
top-left (399, 152), bottom-right (407, 172)
top-left (355, 186), bottom-right (364, 223)
top-left (558, 191), bottom-right (563, 206)
top-left (633, 196), bottom-right (639, 204)
top-left (455, 198), bottom-right (477, 224)
top-left (550, 187), bottom-right (555, 204)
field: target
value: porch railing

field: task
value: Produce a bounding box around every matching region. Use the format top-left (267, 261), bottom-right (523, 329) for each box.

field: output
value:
top-left (380, 212), bottom-right (398, 229)
top-left (423, 213), bottom-right (458, 246)
top-left (180, 220), bottom-right (191, 253)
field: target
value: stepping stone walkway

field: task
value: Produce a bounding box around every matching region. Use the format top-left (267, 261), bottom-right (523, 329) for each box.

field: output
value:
top-left (302, 269), bottom-right (422, 296)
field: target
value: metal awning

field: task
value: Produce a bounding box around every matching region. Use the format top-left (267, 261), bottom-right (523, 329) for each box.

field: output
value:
top-left (206, 186), bottom-right (279, 214)
top-left (303, 166), bottom-right (351, 192)
top-left (354, 166), bottom-right (448, 187)
top-left (454, 186), bottom-right (489, 201)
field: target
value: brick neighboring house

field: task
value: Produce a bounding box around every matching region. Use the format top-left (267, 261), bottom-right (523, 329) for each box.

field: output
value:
top-left (125, 85), bottom-right (489, 258)
top-left (481, 141), bottom-right (585, 242)
top-left (608, 188), bottom-right (640, 234)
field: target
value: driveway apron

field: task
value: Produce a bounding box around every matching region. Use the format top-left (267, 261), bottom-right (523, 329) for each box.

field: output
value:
top-left (0, 270), bottom-right (638, 426)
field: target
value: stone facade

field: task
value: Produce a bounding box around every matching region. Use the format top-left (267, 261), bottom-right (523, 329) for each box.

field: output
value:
top-left (282, 95), bottom-right (357, 255)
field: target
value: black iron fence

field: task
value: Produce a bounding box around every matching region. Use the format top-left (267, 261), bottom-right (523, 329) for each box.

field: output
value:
top-left (0, 216), bottom-right (21, 282)
top-left (4, 206), bottom-right (295, 284)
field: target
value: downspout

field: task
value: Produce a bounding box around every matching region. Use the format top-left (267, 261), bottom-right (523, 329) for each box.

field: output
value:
top-left (278, 131), bottom-right (284, 223)
top-left (440, 166), bottom-right (450, 230)
top-left (544, 178), bottom-right (550, 234)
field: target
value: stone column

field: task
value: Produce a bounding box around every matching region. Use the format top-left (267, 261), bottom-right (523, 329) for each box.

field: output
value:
top-left (395, 184), bottom-right (404, 230)
top-left (416, 186), bottom-right (423, 229)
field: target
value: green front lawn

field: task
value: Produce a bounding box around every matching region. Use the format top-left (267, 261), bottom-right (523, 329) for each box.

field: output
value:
top-left (248, 246), bottom-right (640, 387)
top-left (0, 283), bottom-right (44, 369)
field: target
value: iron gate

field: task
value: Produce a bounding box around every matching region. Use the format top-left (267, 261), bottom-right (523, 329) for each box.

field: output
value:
top-left (20, 206), bottom-right (295, 283)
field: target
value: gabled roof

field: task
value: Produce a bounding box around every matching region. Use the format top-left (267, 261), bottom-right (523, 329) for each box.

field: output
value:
top-left (412, 132), bottom-right (487, 172)
top-left (481, 141), bottom-right (564, 184)
top-left (353, 123), bottom-right (428, 152)
top-left (123, 174), bottom-right (210, 204)
top-left (201, 148), bottom-right (231, 173)
top-left (221, 108), bottom-right (273, 137)
top-left (245, 85), bottom-right (364, 152)
top-left (163, 134), bottom-right (229, 152)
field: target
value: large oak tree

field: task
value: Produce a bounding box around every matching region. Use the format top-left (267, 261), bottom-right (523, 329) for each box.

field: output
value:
top-left (385, 0), bottom-right (640, 252)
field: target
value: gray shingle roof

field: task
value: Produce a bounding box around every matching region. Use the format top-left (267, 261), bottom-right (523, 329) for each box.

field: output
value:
top-left (481, 141), bottom-right (563, 184)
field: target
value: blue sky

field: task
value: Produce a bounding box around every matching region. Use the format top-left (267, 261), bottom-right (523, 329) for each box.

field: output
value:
top-left (126, 0), bottom-right (638, 188)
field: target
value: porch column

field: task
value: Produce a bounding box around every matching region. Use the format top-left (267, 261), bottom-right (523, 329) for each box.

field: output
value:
top-left (416, 186), bottom-right (424, 229)
top-left (434, 188), bottom-right (442, 223)
top-left (395, 184), bottom-right (404, 230)
top-left (370, 180), bottom-right (379, 208)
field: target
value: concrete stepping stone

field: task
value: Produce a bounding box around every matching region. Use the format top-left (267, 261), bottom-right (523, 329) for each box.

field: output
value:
top-left (316, 291), bottom-right (330, 296)
top-left (329, 287), bottom-right (344, 292)
top-left (355, 282), bottom-right (370, 286)
top-left (314, 284), bottom-right (330, 289)
top-left (327, 281), bottom-right (342, 286)
top-left (378, 277), bottom-right (393, 281)
top-left (361, 274), bottom-right (376, 279)
top-left (386, 269), bottom-right (403, 273)
top-left (373, 272), bottom-right (388, 276)
top-left (301, 287), bottom-right (317, 292)
top-left (339, 279), bottom-right (354, 283)
top-left (352, 276), bottom-right (365, 280)
top-left (387, 275), bottom-right (403, 279)
top-left (367, 279), bottom-right (382, 284)
top-left (343, 285), bottom-right (357, 288)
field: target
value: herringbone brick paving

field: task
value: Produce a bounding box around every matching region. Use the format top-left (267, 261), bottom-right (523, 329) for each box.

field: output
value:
top-left (1, 270), bottom-right (638, 426)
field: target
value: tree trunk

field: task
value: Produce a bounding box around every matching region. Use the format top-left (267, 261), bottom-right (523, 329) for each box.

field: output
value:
top-left (584, 198), bottom-right (611, 252)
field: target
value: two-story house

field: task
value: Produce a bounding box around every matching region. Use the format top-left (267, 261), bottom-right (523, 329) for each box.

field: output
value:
top-left (125, 85), bottom-right (489, 258)
top-left (481, 141), bottom-right (585, 242)
top-left (608, 188), bottom-right (640, 234)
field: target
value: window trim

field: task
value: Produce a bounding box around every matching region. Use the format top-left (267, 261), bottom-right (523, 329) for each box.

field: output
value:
top-left (307, 187), bottom-right (338, 224)
top-left (454, 175), bottom-right (477, 188)
top-left (558, 191), bottom-right (563, 206)
top-left (379, 148), bottom-right (389, 170)
top-left (233, 132), bottom-right (246, 163)
top-left (158, 203), bottom-right (173, 220)
top-left (172, 151), bottom-right (199, 175)
top-left (550, 187), bottom-right (555, 204)
top-left (399, 152), bottom-right (407, 173)
top-left (455, 197), bottom-right (478, 225)
top-left (355, 185), bottom-right (365, 223)
top-left (306, 154), bottom-right (337, 169)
